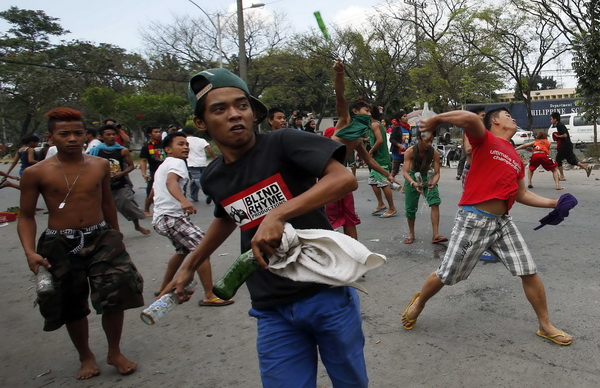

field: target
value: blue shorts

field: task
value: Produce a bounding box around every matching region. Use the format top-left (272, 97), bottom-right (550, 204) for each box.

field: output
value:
top-left (249, 287), bottom-right (368, 388)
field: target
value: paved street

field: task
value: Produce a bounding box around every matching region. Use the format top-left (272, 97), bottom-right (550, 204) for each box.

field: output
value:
top-left (1, 161), bottom-right (599, 387)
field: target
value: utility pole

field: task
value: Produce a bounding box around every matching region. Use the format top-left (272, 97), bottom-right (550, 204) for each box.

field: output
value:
top-left (404, 0), bottom-right (425, 63)
top-left (237, 0), bottom-right (247, 82)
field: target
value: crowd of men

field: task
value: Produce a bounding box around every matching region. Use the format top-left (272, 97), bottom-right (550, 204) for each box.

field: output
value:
top-left (10, 60), bottom-right (590, 386)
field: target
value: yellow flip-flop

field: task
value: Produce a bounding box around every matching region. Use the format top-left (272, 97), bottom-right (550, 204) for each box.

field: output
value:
top-left (536, 330), bottom-right (572, 346)
top-left (401, 292), bottom-right (420, 330)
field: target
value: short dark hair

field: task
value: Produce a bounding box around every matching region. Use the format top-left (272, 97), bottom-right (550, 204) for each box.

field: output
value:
top-left (349, 97), bottom-right (370, 112)
top-left (483, 108), bottom-right (510, 130)
top-left (371, 105), bottom-right (382, 121)
top-left (550, 112), bottom-right (561, 121)
top-left (103, 118), bottom-right (116, 124)
top-left (99, 124), bottom-right (118, 136)
top-left (163, 131), bottom-right (187, 148)
top-left (21, 134), bottom-right (40, 145)
top-left (146, 125), bottom-right (160, 135)
top-left (268, 107), bottom-right (284, 120)
top-left (182, 127), bottom-right (196, 136)
top-left (45, 107), bottom-right (84, 133)
top-left (468, 106), bottom-right (485, 115)
top-left (85, 127), bottom-right (98, 137)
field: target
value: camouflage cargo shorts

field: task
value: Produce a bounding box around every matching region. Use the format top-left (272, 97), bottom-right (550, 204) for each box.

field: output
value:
top-left (36, 224), bottom-right (144, 331)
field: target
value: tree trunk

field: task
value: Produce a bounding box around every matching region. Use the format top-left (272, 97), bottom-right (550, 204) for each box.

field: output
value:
top-left (20, 112), bottom-right (33, 138)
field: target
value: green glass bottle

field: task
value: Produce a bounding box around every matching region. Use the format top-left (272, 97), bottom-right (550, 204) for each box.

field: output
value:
top-left (212, 249), bottom-right (260, 300)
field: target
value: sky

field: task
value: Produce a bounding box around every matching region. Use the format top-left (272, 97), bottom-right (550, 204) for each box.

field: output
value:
top-left (1, 0), bottom-right (385, 52)
top-left (1, 0), bottom-right (576, 89)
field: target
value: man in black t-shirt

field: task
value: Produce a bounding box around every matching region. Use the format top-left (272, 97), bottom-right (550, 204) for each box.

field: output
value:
top-left (550, 112), bottom-right (592, 180)
top-left (161, 68), bottom-right (369, 388)
top-left (139, 125), bottom-right (166, 215)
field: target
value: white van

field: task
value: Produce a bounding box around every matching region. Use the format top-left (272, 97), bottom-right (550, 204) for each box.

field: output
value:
top-left (548, 113), bottom-right (599, 148)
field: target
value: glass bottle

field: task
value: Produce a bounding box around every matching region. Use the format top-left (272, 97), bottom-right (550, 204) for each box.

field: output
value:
top-left (140, 280), bottom-right (197, 325)
top-left (36, 266), bottom-right (55, 296)
top-left (212, 249), bottom-right (260, 300)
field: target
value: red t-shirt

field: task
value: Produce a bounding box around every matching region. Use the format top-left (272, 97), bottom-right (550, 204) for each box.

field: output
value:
top-left (458, 130), bottom-right (525, 212)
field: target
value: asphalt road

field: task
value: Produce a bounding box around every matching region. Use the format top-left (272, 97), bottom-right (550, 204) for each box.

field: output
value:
top-left (1, 161), bottom-right (599, 387)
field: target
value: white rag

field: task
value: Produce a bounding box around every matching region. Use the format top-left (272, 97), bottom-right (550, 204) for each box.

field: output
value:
top-left (268, 223), bottom-right (387, 293)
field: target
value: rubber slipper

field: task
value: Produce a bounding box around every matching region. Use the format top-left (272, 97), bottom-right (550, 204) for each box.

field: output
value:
top-left (536, 330), bottom-right (572, 346)
top-left (401, 292), bottom-right (420, 330)
top-left (527, 184), bottom-right (533, 189)
top-left (432, 236), bottom-right (448, 243)
top-left (371, 207), bottom-right (387, 216)
top-left (403, 237), bottom-right (415, 244)
top-left (380, 211), bottom-right (398, 218)
top-left (199, 297), bottom-right (235, 307)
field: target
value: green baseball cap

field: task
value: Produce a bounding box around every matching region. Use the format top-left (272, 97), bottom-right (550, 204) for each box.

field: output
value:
top-left (188, 68), bottom-right (268, 124)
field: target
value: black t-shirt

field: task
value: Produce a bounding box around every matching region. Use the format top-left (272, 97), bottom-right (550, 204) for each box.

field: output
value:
top-left (201, 128), bottom-right (346, 309)
top-left (97, 149), bottom-right (127, 189)
top-left (139, 141), bottom-right (166, 176)
top-left (556, 122), bottom-right (572, 148)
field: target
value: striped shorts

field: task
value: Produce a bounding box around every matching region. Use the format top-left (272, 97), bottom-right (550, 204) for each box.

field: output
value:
top-left (436, 209), bottom-right (536, 285)
top-left (153, 215), bottom-right (205, 255)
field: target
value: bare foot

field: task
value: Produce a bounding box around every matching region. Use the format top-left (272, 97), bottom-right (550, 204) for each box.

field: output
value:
top-left (107, 353), bottom-right (137, 375)
top-left (556, 186), bottom-right (564, 190)
top-left (135, 226), bottom-right (151, 235)
top-left (77, 357), bottom-right (100, 380)
top-left (144, 211), bottom-right (152, 217)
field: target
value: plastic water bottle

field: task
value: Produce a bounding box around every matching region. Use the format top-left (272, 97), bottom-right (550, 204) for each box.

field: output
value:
top-left (36, 266), bottom-right (55, 296)
top-left (212, 249), bottom-right (260, 300)
top-left (140, 280), bottom-right (197, 325)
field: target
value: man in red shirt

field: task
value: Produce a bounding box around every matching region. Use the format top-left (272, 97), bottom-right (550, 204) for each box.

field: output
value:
top-left (401, 108), bottom-right (572, 346)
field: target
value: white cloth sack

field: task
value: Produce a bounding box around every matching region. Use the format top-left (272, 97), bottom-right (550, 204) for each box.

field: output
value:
top-left (268, 223), bottom-right (386, 293)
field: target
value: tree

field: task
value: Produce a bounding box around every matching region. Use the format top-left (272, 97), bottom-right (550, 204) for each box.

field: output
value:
top-left (383, 0), bottom-right (503, 112)
top-left (0, 6), bottom-right (67, 54)
top-left (459, 3), bottom-right (568, 129)
top-left (571, 1), bottom-right (600, 146)
top-left (0, 7), bottom-right (70, 139)
top-left (511, 0), bottom-right (592, 46)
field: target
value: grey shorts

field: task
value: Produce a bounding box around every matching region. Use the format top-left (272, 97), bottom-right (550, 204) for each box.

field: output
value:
top-left (436, 209), bottom-right (537, 285)
top-left (153, 215), bottom-right (205, 255)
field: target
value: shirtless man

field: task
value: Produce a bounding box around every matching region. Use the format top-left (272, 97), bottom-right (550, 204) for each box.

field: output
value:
top-left (18, 107), bottom-right (144, 379)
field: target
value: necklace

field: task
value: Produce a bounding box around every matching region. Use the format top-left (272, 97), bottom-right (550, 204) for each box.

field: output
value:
top-left (55, 154), bottom-right (87, 209)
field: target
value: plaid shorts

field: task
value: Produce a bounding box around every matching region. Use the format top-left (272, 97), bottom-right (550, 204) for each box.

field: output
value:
top-left (436, 209), bottom-right (537, 285)
top-left (153, 215), bottom-right (205, 255)
top-left (367, 176), bottom-right (389, 188)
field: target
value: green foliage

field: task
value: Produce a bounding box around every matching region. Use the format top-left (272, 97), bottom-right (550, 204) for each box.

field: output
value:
top-left (571, 1), bottom-right (600, 144)
top-left (0, 6), bottom-right (67, 54)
